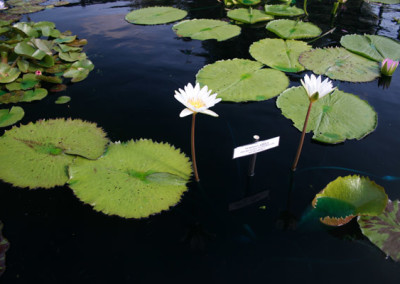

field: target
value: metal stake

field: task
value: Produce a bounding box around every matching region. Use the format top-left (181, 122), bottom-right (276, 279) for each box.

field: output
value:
top-left (247, 135), bottom-right (259, 177)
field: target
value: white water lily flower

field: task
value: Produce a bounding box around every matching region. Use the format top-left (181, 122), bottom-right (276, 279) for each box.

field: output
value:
top-left (0, 1), bottom-right (7, 10)
top-left (174, 83), bottom-right (221, 117)
top-left (301, 74), bottom-right (335, 102)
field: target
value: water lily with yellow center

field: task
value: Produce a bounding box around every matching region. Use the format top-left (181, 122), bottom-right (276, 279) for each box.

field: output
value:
top-left (174, 83), bottom-right (221, 117)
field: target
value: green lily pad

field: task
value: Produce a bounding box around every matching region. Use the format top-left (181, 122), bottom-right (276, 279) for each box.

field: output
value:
top-left (0, 88), bottom-right (47, 103)
top-left (196, 58), bottom-right (289, 102)
top-left (21, 88), bottom-right (47, 102)
top-left (340, 34), bottom-right (400, 62)
top-left (0, 221), bottom-right (9, 277)
top-left (33, 21), bottom-right (60, 37)
top-left (238, 0), bottom-right (261, 5)
top-left (172, 19), bottom-right (241, 42)
top-left (276, 87), bottom-right (377, 144)
top-left (0, 118), bottom-right (108, 189)
top-left (264, 5), bottom-right (305, 16)
top-left (14, 41), bottom-right (46, 60)
top-left (17, 59), bottom-right (30, 72)
top-left (63, 59), bottom-right (94, 82)
top-left (125, 6), bottom-right (187, 25)
top-left (54, 35), bottom-right (76, 44)
top-left (0, 106), bottom-right (24, 127)
top-left (53, 1), bottom-right (70, 6)
top-left (358, 199), bottom-right (400, 262)
top-left (299, 47), bottom-right (380, 82)
top-left (227, 8), bottom-right (274, 24)
top-left (249, 38), bottom-right (311, 72)
top-left (68, 140), bottom-right (192, 218)
top-left (8, 5), bottom-right (45, 15)
top-left (7, 0), bottom-right (46, 6)
top-left (54, 43), bottom-right (81, 53)
top-left (55, 95), bottom-right (70, 104)
top-left (59, 51), bottom-right (86, 62)
top-left (13, 22), bottom-right (39, 37)
top-left (0, 63), bottom-right (21, 83)
top-left (312, 176), bottom-right (387, 226)
top-left (6, 73), bottom-right (38, 91)
top-left (266, 19), bottom-right (321, 39)
top-left (30, 38), bottom-right (54, 55)
top-left (36, 75), bottom-right (62, 84)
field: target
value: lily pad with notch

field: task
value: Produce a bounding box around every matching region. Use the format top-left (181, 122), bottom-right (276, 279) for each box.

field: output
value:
top-left (125, 6), bottom-right (187, 25)
top-left (299, 47), bottom-right (380, 82)
top-left (358, 199), bottom-right (400, 262)
top-left (249, 38), bottom-right (311, 72)
top-left (0, 118), bottom-right (109, 189)
top-left (173, 19), bottom-right (241, 42)
top-left (0, 88), bottom-right (47, 103)
top-left (196, 58), bottom-right (289, 102)
top-left (68, 139), bottom-right (192, 219)
top-left (0, 106), bottom-right (24, 127)
top-left (266, 19), bottom-right (321, 39)
top-left (227, 8), bottom-right (274, 24)
top-left (264, 4), bottom-right (305, 16)
top-left (311, 175), bottom-right (388, 226)
top-left (276, 87), bottom-right (377, 144)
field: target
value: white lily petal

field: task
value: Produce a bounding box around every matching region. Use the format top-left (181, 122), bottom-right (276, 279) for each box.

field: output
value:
top-left (179, 108), bottom-right (194, 117)
top-left (201, 109), bottom-right (219, 117)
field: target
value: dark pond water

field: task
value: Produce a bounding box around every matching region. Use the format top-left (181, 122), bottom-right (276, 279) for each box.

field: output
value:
top-left (1, 0), bottom-right (400, 283)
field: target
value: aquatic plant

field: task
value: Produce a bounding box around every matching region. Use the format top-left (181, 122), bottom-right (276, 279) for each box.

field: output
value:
top-left (125, 6), bottom-right (187, 25)
top-left (174, 83), bottom-right (220, 182)
top-left (227, 8), bottom-right (274, 24)
top-left (266, 19), bottom-right (321, 39)
top-left (0, 106), bottom-right (24, 127)
top-left (264, 4), bottom-right (304, 16)
top-left (290, 74), bottom-right (335, 171)
top-left (381, 58), bottom-right (399, 76)
top-left (68, 140), bottom-right (192, 218)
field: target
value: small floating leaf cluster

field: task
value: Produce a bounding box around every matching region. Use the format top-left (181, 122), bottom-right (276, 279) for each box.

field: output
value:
top-left (0, 20), bottom-right (94, 127)
top-left (0, 118), bottom-right (192, 219)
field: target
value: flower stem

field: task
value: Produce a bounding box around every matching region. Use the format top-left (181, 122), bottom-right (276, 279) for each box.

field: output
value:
top-left (291, 101), bottom-right (313, 171)
top-left (191, 113), bottom-right (200, 182)
top-left (304, 0), bottom-right (309, 16)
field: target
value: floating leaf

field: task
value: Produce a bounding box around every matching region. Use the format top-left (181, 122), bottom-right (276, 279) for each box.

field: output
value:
top-left (172, 19), bottom-right (241, 41)
top-left (36, 75), bottom-right (62, 84)
top-left (0, 118), bottom-right (108, 189)
top-left (299, 47), bottom-right (380, 82)
top-left (0, 63), bottom-right (21, 83)
top-left (340, 34), bottom-right (400, 62)
top-left (8, 5), bottom-right (45, 15)
top-left (249, 38), bottom-right (311, 72)
top-left (125, 6), bottom-right (187, 25)
top-left (0, 88), bottom-right (47, 103)
top-left (0, 221), bottom-right (9, 277)
top-left (227, 8), bottom-right (274, 24)
top-left (63, 59), bottom-right (94, 82)
top-left (17, 59), bottom-right (30, 72)
top-left (358, 199), bottom-right (400, 262)
top-left (68, 140), bottom-right (192, 219)
top-left (59, 51), bottom-right (86, 62)
top-left (196, 58), bottom-right (289, 102)
top-left (53, 1), bottom-right (69, 6)
top-left (238, 0), bottom-right (261, 5)
top-left (21, 88), bottom-right (47, 102)
top-left (54, 35), bottom-right (76, 44)
top-left (264, 4), bottom-right (305, 16)
top-left (7, 0), bottom-right (46, 6)
top-left (0, 106), bottom-right (24, 127)
top-left (14, 41), bottom-right (46, 60)
top-left (6, 73), bottom-right (38, 91)
top-left (266, 19), bottom-right (321, 39)
top-left (312, 176), bottom-right (388, 226)
top-left (13, 22), bottom-right (39, 37)
top-left (55, 95), bottom-right (70, 104)
top-left (276, 87), bottom-right (377, 143)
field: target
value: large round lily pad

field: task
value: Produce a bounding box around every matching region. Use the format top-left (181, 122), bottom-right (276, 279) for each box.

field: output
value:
top-left (266, 19), bottom-right (321, 39)
top-left (249, 38), bottom-right (311, 72)
top-left (312, 176), bottom-right (388, 226)
top-left (0, 106), bottom-right (24, 127)
top-left (264, 5), bottom-right (304, 16)
top-left (172, 19), bottom-right (241, 41)
top-left (227, 8), bottom-right (274, 24)
top-left (299, 47), bottom-right (380, 82)
top-left (68, 140), bottom-right (192, 219)
top-left (340, 34), bottom-right (400, 62)
top-left (0, 118), bottom-right (108, 189)
top-left (358, 199), bottom-right (400, 262)
top-left (196, 59), bottom-right (289, 102)
top-left (276, 87), bottom-right (377, 144)
top-left (125, 6), bottom-right (187, 25)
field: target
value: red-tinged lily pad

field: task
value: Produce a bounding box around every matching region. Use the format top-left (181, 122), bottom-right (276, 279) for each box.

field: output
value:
top-left (312, 175), bottom-right (388, 226)
top-left (358, 200), bottom-right (400, 262)
top-left (0, 63), bottom-right (21, 83)
top-left (0, 14), bottom-right (21, 22)
top-left (0, 221), bottom-right (9, 277)
top-left (0, 88), bottom-right (47, 103)
top-left (36, 75), bottom-right (62, 84)
top-left (66, 39), bottom-right (88, 47)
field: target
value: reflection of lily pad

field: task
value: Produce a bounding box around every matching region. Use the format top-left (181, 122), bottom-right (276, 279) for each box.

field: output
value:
top-left (68, 140), bottom-right (192, 219)
top-left (173, 19), bottom-right (241, 41)
top-left (125, 6), bottom-right (187, 25)
top-left (55, 95), bottom-right (70, 104)
top-left (340, 34), bottom-right (400, 62)
top-left (227, 8), bottom-right (274, 24)
top-left (266, 19), bottom-right (321, 39)
top-left (0, 118), bottom-right (108, 189)
top-left (196, 59), bottom-right (289, 102)
top-left (0, 106), bottom-right (24, 127)
top-left (358, 199), bottom-right (400, 262)
top-left (249, 38), bottom-right (311, 72)
top-left (0, 221), bottom-right (9, 277)
top-left (299, 47), bottom-right (380, 82)
top-left (312, 176), bottom-right (388, 226)
top-left (264, 5), bottom-right (304, 16)
top-left (276, 87), bottom-right (377, 144)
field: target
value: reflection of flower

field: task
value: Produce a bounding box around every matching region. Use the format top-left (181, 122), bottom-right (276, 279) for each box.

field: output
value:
top-left (381, 58), bottom-right (399, 76)
top-left (174, 83), bottom-right (221, 117)
top-left (0, 1), bottom-right (7, 10)
top-left (301, 74), bottom-right (335, 102)
top-left (35, 70), bottom-right (42, 76)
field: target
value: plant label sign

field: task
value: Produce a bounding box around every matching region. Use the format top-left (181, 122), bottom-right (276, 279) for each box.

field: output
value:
top-left (233, 136), bottom-right (280, 159)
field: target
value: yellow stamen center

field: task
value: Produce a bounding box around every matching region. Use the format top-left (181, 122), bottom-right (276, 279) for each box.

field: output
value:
top-left (188, 98), bottom-right (205, 109)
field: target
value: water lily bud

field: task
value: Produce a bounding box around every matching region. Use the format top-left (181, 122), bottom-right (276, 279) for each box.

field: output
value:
top-left (381, 58), bottom-right (399, 76)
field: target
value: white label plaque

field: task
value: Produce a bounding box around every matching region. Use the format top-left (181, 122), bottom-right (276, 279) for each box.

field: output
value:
top-left (233, 136), bottom-right (279, 159)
